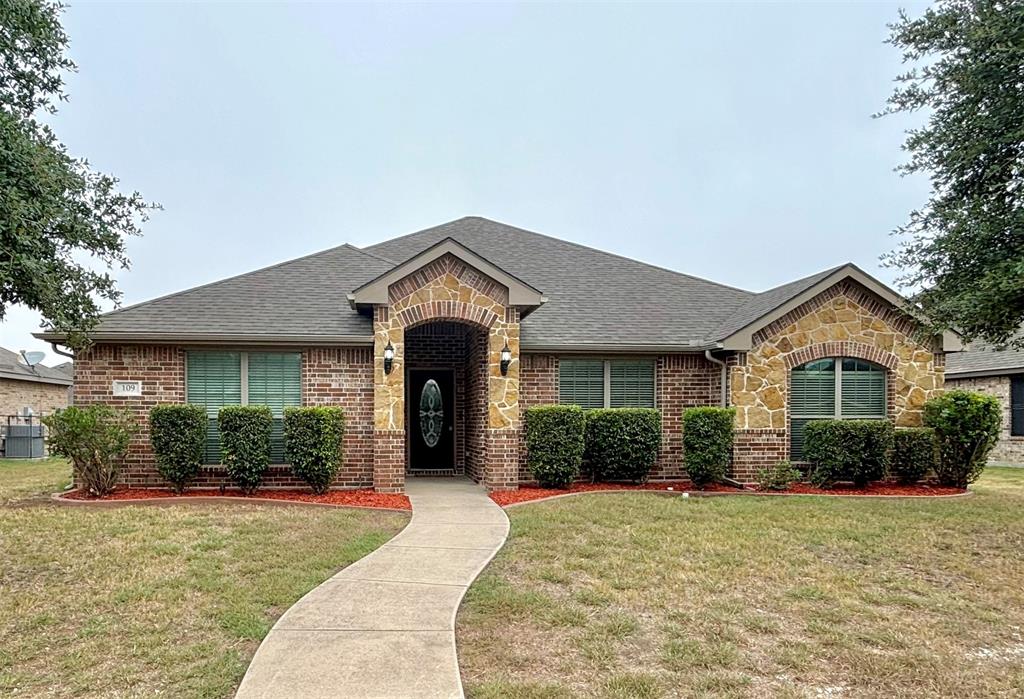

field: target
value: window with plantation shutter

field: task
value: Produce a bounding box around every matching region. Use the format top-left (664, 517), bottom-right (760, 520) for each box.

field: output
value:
top-left (1012, 376), bottom-right (1024, 437)
top-left (186, 351), bottom-right (302, 464)
top-left (610, 360), bottom-right (655, 408)
top-left (559, 359), bottom-right (605, 409)
top-left (186, 351), bottom-right (242, 464)
top-left (247, 352), bottom-right (302, 463)
top-left (789, 357), bottom-right (887, 460)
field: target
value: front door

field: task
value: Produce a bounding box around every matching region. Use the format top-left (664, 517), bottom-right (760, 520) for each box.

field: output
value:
top-left (408, 369), bottom-right (455, 471)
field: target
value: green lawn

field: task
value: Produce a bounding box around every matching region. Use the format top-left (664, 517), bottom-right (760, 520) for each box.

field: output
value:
top-left (457, 467), bottom-right (1024, 698)
top-left (0, 456), bottom-right (72, 503)
top-left (0, 460), bottom-right (408, 697)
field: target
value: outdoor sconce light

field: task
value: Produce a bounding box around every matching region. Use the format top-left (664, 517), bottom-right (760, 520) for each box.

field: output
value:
top-left (500, 342), bottom-right (512, 376)
top-left (383, 341), bottom-right (395, 374)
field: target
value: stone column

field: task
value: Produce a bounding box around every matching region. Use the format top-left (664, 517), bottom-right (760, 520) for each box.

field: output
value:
top-left (373, 306), bottom-right (406, 493)
top-left (485, 309), bottom-right (521, 490)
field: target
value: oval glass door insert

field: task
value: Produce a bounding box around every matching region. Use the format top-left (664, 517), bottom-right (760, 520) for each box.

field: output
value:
top-left (419, 379), bottom-right (444, 448)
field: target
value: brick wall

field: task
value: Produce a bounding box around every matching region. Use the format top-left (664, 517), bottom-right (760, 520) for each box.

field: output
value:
top-left (946, 374), bottom-right (1024, 464)
top-left (74, 344), bottom-right (380, 489)
top-left (465, 329), bottom-right (490, 482)
top-left (732, 429), bottom-right (788, 482)
top-left (74, 345), bottom-right (186, 487)
top-left (0, 377), bottom-right (69, 418)
top-left (517, 352), bottom-right (721, 484)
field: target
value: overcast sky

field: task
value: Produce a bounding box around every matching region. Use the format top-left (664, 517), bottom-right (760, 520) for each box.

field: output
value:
top-left (2, 0), bottom-right (932, 363)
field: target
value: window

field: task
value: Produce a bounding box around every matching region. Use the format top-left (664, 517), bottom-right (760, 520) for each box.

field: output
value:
top-left (1012, 376), bottom-right (1024, 437)
top-left (186, 351), bottom-right (302, 464)
top-left (559, 359), bottom-right (655, 409)
top-left (790, 357), bottom-right (886, 460)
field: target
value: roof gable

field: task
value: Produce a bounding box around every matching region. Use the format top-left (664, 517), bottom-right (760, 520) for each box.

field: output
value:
top-left (349, 237), bottom-right (545, 308)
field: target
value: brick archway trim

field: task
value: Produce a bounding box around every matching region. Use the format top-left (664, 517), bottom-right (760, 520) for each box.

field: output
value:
top-left (783, 341), bottom-right (899, 371)
top-left (395, 300), bottom-right (501, 330)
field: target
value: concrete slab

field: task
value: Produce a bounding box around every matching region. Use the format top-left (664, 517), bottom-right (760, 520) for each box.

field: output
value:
top-left (236, 629), bottom-right (459, 699)
top-left (236, 477), bottom-right (509, 699)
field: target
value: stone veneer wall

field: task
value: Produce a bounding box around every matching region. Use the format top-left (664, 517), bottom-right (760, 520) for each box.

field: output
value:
top-left (373, 253), bottom-right (521, 491)
top-left (73, 344), bottom-right (378, 489)
top-left (946, 375), bottom-right (1024, 464)
top-left (729, 282), bottom-right (945, 480)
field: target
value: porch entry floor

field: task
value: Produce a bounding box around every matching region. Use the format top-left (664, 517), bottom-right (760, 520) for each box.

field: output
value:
top-left (234, 477), bottom-right (509, 699)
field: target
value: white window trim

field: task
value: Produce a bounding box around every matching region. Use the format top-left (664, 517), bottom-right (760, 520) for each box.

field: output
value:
top-left (791, 357), bottom-right (888, 422)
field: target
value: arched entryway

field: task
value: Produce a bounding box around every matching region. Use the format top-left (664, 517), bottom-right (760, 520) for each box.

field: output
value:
top-left (404, 321), bottom-right (490, 481)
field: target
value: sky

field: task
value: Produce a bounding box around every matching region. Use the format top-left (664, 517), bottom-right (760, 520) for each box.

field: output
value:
top-left (2, 0), bottom-right (933, 364)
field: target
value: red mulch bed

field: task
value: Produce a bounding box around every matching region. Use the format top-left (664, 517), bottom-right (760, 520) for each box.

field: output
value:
top-left (61, 487), bottom-right (412, 510)
top-left (490, 480), bottom-right (966, 506)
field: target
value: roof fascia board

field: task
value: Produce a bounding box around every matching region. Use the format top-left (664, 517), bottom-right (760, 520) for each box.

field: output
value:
top-left (521, 342), bottom-right (721, 354)
top-left (719, 266), bottom-right (958, 351)
top-left (0, 370), bottom-right (72, 386)
top-left (350, 237), bottom-right (544, 307)
top-left (946, 367), bottom-right (1024, 379)
top-left (34, 332), bottom-right (374, 347)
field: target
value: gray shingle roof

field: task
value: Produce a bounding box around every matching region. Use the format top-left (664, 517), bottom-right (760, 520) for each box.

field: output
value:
top-left (45, 216), bottom-right (862, 351)
top-left (0, 348), bottom-right (73, 386)
top-left (709, 265), bottom-right (845, 341)
top-left (85, 244), bottom-right (395, 341)
top-left (365, 217), bottom-right (754, 348)
top-left (946, 336), bottom-right (1024, 377)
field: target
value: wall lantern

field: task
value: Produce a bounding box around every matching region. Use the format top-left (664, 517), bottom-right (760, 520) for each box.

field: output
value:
top-left (383, 341), bottom-right (395, 374)
top-left (500, 342), bottom-right (512, 376)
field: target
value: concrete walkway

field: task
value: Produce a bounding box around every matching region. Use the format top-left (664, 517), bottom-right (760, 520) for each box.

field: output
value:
top-left (235, 478), bottom-right (509, 699)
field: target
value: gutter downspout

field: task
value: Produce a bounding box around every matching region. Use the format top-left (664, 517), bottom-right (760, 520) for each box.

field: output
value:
top-left (705, 348), bottom-right (746, 490)
top-left (50, 342), bottom-right (75, 359)
top-left (704, 349), bottom-right (727, 407)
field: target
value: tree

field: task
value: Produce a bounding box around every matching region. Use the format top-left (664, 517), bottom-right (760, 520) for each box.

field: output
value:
top-left (880, 0), bottom-right (1024, 347)
top-left (1, 0), bottom-right (156, 348)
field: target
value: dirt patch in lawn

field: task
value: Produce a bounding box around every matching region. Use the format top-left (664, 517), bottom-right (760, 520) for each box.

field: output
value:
top-left (60, 486), bottom-right (411, 510)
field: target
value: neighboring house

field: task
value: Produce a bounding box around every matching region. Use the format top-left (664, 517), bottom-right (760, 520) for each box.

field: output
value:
top-left (0, 347), bottom-right (73, 456)
top-left (946, 340), bottom-right (1024, 464)
top-left (35, 217), bottom-right (960, 491)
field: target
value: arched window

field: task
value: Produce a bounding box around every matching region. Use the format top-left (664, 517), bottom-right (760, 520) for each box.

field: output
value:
top-left (790, 358), bottom-right (887, 459)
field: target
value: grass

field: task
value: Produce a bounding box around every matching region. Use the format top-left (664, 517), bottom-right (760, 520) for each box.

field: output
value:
top-left (457, 467), bottom-right (1024, 698)
top-left (0, 460), bottom-right (408, 697)
top-left (0, 456), bottom-right (72, 503)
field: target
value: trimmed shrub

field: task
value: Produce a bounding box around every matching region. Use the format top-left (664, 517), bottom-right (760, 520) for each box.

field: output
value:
top-left (219, 405), bottom-right (273, 494)
top-left (150, 404), bottom-right (207, 493)
top-left (756, 460), bottom-right (802, 491)
top-left (43, 405), bottom-right (136, 496)
top-left (585, 408), bottom-right (662, 483)
top-left (682, 407), bottom-right (735, 488)
top-left (803, 419), bottom-right (894, 488)
top-left (284, 407), bottom-right (346, 494)
top-left (524, 405), bottom-right (586, 488)
top-left (891, 428), bottom-right (937, 485)
top-left (923, 390), bottom-right (1001, 488)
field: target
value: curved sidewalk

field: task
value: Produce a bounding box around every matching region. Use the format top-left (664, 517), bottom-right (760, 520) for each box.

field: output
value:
top-left (235, 478), bottom-right (509, 699)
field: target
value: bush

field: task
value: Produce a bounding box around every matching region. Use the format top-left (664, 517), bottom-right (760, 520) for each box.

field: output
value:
top-left (219, 406), bottom-right (273, 494)
top-left (43, 405), bottom-right (136, 496)
top-left (524, 405), bottom-right (586, 488)
top-left (891, 428), bottom-right (937, 485)
top-left (756, 460), bottom-right (802, 491)
top-left (149, 404), bottom-right (207, 493)
top-left (923, 390), bottom-right (1001, 488)
top-left (284, 407), bottom-right (346, 494)
top-left (803, 419), bottom-right (894, 488)
top-left (682, 407), bottom-right (736, 488)
top-left (585, 408), bottom-right (662, 483)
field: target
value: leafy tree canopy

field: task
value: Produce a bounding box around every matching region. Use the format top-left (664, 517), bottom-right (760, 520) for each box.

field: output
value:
top-left (881, 0), bottom-right (1024, 347)
top-left (1, 0), bottom-right (156, 348)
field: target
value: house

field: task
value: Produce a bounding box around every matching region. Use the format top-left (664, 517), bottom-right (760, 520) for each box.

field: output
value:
top-left (0, 347), bottom-right (73, 457)
top-left (946, 339), bottom-right (1024, 464)
top-left (35, 217), bottom-right (960, 491)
